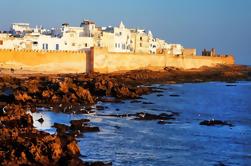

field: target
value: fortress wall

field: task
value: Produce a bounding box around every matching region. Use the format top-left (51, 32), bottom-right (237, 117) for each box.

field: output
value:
top-left (0, 49), bottom-right (86, 73)
top-left (164, 55), bottom-right (235, 69)
top-left (94, 47), bottom-right (235, 73)
top-left (0, 48), bottom-right (235, 74)
top-left (94, 47), bottom-right (165, 73)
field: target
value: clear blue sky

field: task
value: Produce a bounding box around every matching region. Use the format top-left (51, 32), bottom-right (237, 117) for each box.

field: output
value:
top-left (0, 0), bottom-right (250, 64)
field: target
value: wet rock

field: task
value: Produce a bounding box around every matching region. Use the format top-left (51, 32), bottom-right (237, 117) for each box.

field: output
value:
top-left (134, 112), bottom-right (176, 121)
top-left (53, 120), bottom-right (99, 137)
top-left (0, 105), bottom-right (90, 165)
top-left (37, 117), bottom-right (44, 124)
top-left (130, 100), bottom-right (142, 103)
top-left (53, 123), bottom-right (70, 134)
top-left (99, 112), bottom-right (177, 122)
top-left (67, 141), bottom-right (80, 156)
top-left (169, 94), bottom-right (180, 97)
top-left (99, 97), bottom-right (123, 103)
top-left (76, 87), bottom-right (94, 104)
top-left (96, 105), bottom-right (106, 110)
top-left (226, 84), bottom-right (237, 87)
top-left (200, 120), bottom-right (233, 127)
top-left (14, 91), bottom-right (32, 102)
top-left (84, 161), bottom-right (112, 166)
top-left (70, 119), bottom-right (100, 133)
top-left (142, 102), bottom-right (154, 105)
top-left (214, 161), bottom-right (227, 166)
top-left (70, 119), bottom-right (90, 128)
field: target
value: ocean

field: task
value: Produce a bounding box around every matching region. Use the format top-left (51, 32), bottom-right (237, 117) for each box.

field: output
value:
top-left (32, 82), bottom-right (251, 166)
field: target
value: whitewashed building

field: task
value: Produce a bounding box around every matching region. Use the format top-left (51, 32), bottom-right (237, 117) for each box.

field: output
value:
top-left (0, 20), bottom-right (184, 55)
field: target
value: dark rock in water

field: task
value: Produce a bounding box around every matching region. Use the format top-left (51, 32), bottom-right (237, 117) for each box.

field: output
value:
top-left (96, 105), bottom-right (106, 110)
top-left (115, 108), bottom-right (120, 111)
top-left (214, 161), bottom-right (227, 166)
top-left (53, 119), bottom-right (100, 138)
top-left (130, 100), bottom-right (141, 103)
top-left (70, 119), bottom-right (90, 128)
top-left (53, 123), bottom-right (70, 134)
top-left (169, 94), bottom-right (180, 97)
top-left (134, 112), bottom-right (175, 121)
top-left (226, 84), bottom-right (237, 87)
top-left (99, 97), bottom-right (123, 103)
top-left (98, 112), bottom-right (178, 122)
top-left (200, 120), bottom-right (233, 127)
top-left (142, 102), bottom-right (154, 105)
top-left (152, 89), bottom-right (164, 93)
top-left (37, 117), bottom-right (44, 124)
top-left (114, 125), bottom-right (121, 129)
top-left (70, 119), bottom-right (100, 132)
top-left (156, 94), bottom-right (164, 97)
top-left (83, 161), bottom-right (112, 166)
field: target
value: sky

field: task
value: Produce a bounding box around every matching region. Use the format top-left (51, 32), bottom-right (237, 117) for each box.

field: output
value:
top-left (0, 0), bottom-right (250, 65)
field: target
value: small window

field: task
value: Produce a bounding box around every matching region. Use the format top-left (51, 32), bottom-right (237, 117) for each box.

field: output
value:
top-left (85, 43), bottom-right (88, 47)
top-left (33, 41), bottom-right (38, 45)
top-left (0, 40), bottom-right (3, 45)
top-left (72, 43), bottom-right (75, 46)
top-left (42, 43), bottom-right (48, 50)
top-left (140, 43), bottom-right (142, 47)
top-left (118, 43), bottom-right (120, 48)
top-left (115, 43), bottom-right (117, 48)
top-left (140, 37), bottom-right (143, 41)
top-left (56, 44), bottom-right (59, 50)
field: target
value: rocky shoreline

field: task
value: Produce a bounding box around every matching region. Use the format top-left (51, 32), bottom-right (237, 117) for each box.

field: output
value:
top-left (0, 64), bottom-right (251, 165)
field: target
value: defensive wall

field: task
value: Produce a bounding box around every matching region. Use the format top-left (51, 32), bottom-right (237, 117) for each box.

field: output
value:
top-left (0, 47), bottom-right (235, 74)
top-left (0, 49), bottom-right (87, 73)
top-left (93, 47), bottom-right (235, 73)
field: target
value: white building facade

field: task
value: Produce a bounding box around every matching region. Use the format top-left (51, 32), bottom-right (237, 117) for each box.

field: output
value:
top-left (0, 20), bottom-right (184, 55)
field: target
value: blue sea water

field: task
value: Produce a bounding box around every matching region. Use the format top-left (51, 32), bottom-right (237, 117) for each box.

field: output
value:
top-left (32, 82), bottom-right (251, 166)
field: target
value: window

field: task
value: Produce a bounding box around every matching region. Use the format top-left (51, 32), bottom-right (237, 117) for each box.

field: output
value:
top-left (72, 43), bottom-right (75, 46)
top-left (42, 43), bottom-right (48, 50)
top-left (0, 40), bottom-right (3, 45)
top-left (85, 43), bottom-right (88, 47)
top-left (56, 44), bottom-right (59, 50)
top-left (140, 37), bottom-right (143, 41)
top-left (140, 43), bottom-right (142, 47)
top-left (118, 43), bottom-right (120, 48)
top-left (33, 41), bottom-right (38, 45)
top-left (115, 43), bottom-right (117, 48)
top-left (122, 44), bottom-right (125, 50)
